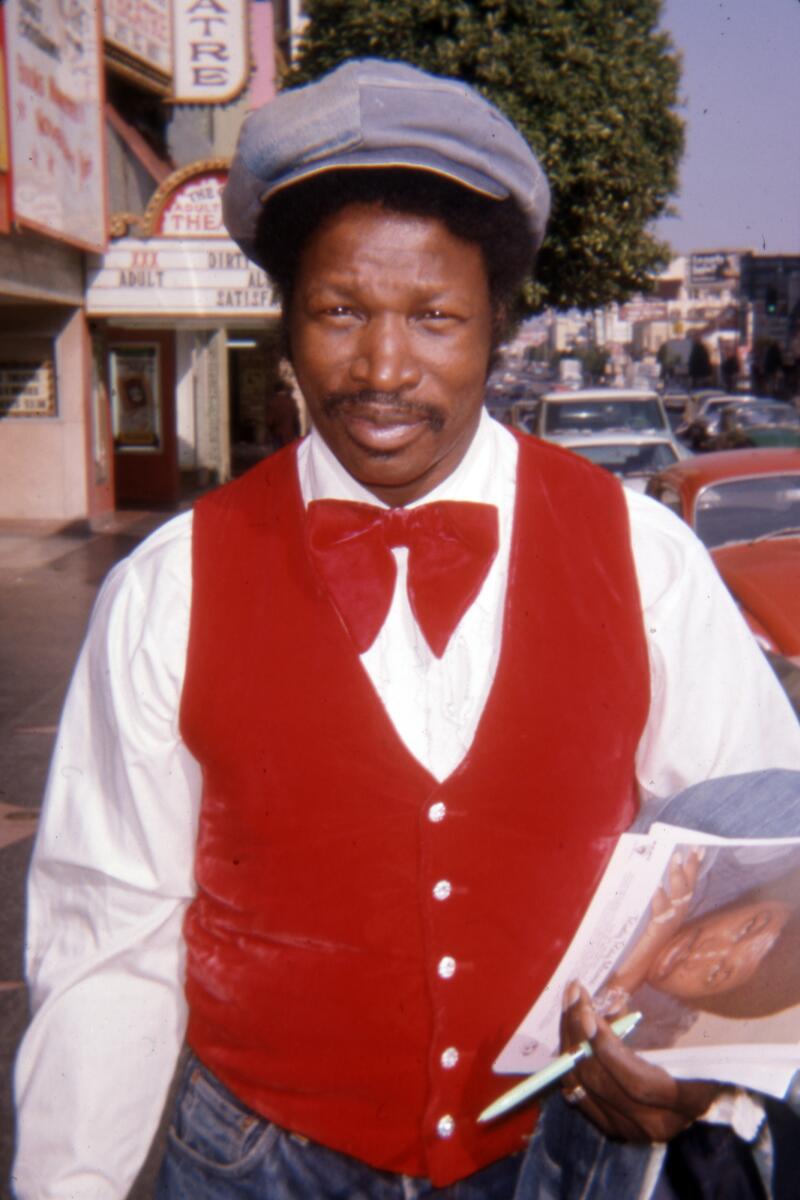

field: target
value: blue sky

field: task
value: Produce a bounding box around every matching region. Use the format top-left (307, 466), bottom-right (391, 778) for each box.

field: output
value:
top-left (653, 0), bottom-right (800, 254)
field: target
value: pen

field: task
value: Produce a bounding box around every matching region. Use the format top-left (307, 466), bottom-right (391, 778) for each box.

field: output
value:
top-left (477, 1010), bottom-right (643, 1123)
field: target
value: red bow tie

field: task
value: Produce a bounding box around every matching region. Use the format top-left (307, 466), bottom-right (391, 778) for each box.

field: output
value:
top-left (306, 499), bottom-right (499, 657)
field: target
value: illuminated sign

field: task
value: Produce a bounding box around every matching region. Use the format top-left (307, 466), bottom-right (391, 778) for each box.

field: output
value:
top-left (5, 0), bottom-right (105, 250)
top-left (103, 0), bottom-right (172, 78)
top-left (86, 238), bottom-right (278, 317)
top-left (156, 172), bottom-right (227, 236)
top-left (172, 0), bottom-right (249, 103)
top-left (690, 252), bottom-right (740, 286)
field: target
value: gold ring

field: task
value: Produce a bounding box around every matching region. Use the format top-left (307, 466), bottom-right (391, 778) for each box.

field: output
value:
top-left (563, 1084), bottom-right (587, 1105)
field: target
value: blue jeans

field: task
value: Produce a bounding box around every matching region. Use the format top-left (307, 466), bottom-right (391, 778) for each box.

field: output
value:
top-left (158, 771), bottom-right (800, 1200)
top-left (155, 1053), bottom-right (522, 1199)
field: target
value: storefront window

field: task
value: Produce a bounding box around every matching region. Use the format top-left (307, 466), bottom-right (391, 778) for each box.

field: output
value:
top-left (0, 338), bottom-right (57, 417)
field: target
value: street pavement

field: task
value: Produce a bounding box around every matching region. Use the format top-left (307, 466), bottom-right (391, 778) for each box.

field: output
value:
top-left (1, 505), bottom-right (799, 1197)
top-left (0, 509), bottom-right (181, 1198)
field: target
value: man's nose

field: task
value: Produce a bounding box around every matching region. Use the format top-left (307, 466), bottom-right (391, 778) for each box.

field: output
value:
top-left (349, 317), bottom-right (421, 391)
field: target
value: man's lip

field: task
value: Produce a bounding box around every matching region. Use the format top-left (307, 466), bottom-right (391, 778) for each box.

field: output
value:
top-left (334, 401), bottom-right (426, 428)
top-left (343, 411), bottom-right (427, 450)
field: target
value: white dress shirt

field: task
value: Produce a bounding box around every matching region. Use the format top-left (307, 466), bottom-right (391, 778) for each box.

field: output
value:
top-left (13, 415), bottom-right (800, 1199)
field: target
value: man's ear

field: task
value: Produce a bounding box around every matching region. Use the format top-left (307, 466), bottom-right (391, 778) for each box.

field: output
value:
top-left (491, 302), bottom-right (508, 347)
top-left (486, 303), bottom-right (509, 379)
top-left (280, 316), bottom-right (294, 367)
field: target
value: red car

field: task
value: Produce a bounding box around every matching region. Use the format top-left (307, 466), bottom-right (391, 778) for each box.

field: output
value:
top-left (646, 449), bottom-right (800, 672)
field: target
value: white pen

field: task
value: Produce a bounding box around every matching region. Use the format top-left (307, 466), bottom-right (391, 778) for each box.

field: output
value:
top-left (477, 1010), bottom-right (643, 1123)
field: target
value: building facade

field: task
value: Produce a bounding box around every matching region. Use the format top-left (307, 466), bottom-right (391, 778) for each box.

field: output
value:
top-left (1, 0), bottom-right (298, 522)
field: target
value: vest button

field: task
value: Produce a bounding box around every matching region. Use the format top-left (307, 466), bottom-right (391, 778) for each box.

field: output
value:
top-left (428, 801), bottom-right (446, 823)
top-left (440, 1046), bottom-right (459, 1069)
top-left (433, 879), bottom-right (452, 901)
top-left (437, 955), bottom-right (456, 979)
top-left (436, 1114), bottom-right (455, 1139)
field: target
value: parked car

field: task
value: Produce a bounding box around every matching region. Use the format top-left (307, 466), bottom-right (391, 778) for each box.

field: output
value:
top-left (678, 392), bottom-right (759, 449)
top-left (553, 433), bottom-right (683, 492)
top-left (536, 388), bottom-right (672, 440)
top-left (535, 387), bottom-right (689, 473)
top-left (706, 400), bottom-right (800, 451)
top-left (646, 449), bottom-right (800, 665)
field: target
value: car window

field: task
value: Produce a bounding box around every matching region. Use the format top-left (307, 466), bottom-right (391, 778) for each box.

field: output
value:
top-left (695, 474), bottom-right (800, 548)
top-left (543, 399), bottom-right (666, 435)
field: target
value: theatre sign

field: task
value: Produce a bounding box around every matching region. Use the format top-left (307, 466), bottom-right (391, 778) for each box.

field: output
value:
top-left (86, 162), bottom-right (279, 319)
top-left (172, 0), bottom-right (249, 103)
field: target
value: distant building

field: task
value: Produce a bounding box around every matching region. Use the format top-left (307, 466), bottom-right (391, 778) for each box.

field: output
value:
top-left (499, 249), bottom-right (800, 400)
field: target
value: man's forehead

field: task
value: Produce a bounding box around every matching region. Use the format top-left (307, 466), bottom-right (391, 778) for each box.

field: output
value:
top-left (296, 206), bottom-right (486, 288)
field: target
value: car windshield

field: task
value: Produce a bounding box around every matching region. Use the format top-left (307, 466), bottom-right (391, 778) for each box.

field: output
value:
top-left (702, 396), bottom-right (733, 414)
top-left (571, 442), bottom-right (678, 476)
top-left (695, 474), bottom-right (800, 548)
top-left (544, 399), bottom-right (665, 435)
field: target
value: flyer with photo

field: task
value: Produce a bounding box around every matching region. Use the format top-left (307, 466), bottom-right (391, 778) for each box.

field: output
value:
top-left (493, 824), bottom-right (800, 1098)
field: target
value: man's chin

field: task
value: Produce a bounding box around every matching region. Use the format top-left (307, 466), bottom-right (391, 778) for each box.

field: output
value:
top-left (338, 446), bottom-right (439, 504)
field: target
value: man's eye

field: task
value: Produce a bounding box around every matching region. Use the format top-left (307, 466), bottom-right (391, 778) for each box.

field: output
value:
top-left (324, 305), bottom-right (355, 317)
top-left (735, 911), bottom-right (771, 941)
top-left (419, 309), bottom-right (457, 324)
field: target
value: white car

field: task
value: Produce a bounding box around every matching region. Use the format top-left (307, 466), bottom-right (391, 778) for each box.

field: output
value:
top-left (536, 388), bottom-right (672, 439)
top-left (551, 432), bottom-right (685, 492)
top-left (535, 387), bottom-right (687, 462)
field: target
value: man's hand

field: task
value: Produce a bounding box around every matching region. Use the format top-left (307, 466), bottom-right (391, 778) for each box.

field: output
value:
top-left (559, 982), bottom-right (720, 1142)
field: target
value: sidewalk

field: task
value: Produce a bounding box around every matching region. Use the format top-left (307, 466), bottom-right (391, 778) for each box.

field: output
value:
top-left (0, 508), bottom-right (181, 1197)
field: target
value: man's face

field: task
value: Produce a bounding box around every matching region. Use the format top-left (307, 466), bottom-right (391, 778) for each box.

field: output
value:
top-left (289, 202), bottom-right (494, 506)
top-left (646, 899), bottom-right (791, 1000)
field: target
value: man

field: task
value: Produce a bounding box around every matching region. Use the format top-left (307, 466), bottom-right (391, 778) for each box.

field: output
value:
top-left (13, 60), bottom-right (800, 1199)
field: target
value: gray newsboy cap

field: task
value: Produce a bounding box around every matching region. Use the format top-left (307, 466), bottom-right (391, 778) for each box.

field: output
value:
top-left (223, 58), bottom-right (550, 265)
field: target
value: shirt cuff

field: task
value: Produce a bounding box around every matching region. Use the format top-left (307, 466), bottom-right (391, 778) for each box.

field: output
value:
top-left (699, 1087), bottom-right (767, 1142)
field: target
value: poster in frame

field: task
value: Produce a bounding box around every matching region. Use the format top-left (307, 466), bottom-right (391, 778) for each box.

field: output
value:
top-left (110, 344), bottom-right (162, 451)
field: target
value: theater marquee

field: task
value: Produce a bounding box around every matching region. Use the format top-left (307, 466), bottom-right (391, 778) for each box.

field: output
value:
top-left (86, 239), bottom-right (277, 317)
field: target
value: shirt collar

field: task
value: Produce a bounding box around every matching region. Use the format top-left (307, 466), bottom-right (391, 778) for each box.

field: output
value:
top-left (300, 407), bottom-right (505, 510)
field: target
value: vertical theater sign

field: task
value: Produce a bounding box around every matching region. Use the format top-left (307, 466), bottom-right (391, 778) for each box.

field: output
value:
top-left (172, 0), bottom-right (249, 103)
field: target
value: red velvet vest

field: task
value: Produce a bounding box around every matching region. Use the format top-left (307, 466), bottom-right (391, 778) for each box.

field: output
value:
top-left (180, 433), bottom-right (650, 1186)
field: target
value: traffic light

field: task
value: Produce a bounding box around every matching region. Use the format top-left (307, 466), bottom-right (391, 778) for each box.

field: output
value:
top-left (765, 286), bottom-right (779, 315)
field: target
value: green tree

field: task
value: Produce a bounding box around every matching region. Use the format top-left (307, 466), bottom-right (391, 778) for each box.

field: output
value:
top-left (574, 342), bottom-right (610, 384)
top-left (285, 0), bottom-right (684, 314)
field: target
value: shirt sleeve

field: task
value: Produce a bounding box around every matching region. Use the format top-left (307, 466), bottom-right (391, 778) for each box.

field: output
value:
top-left (12, 514), bottom-right (199, 1200)
top-left (627, 491), bottom-right (800, 806)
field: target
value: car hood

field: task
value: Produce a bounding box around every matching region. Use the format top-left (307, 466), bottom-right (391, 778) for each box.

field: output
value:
top-left (712, 538), bottom-right (800, 656)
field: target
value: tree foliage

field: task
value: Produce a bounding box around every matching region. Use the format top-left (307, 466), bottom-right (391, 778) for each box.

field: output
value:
top-left (285, 0), bottom-right (684, 313)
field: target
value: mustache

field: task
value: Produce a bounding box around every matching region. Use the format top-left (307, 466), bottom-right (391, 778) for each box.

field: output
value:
top-left (321, 390), bottom-right (445, 433)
